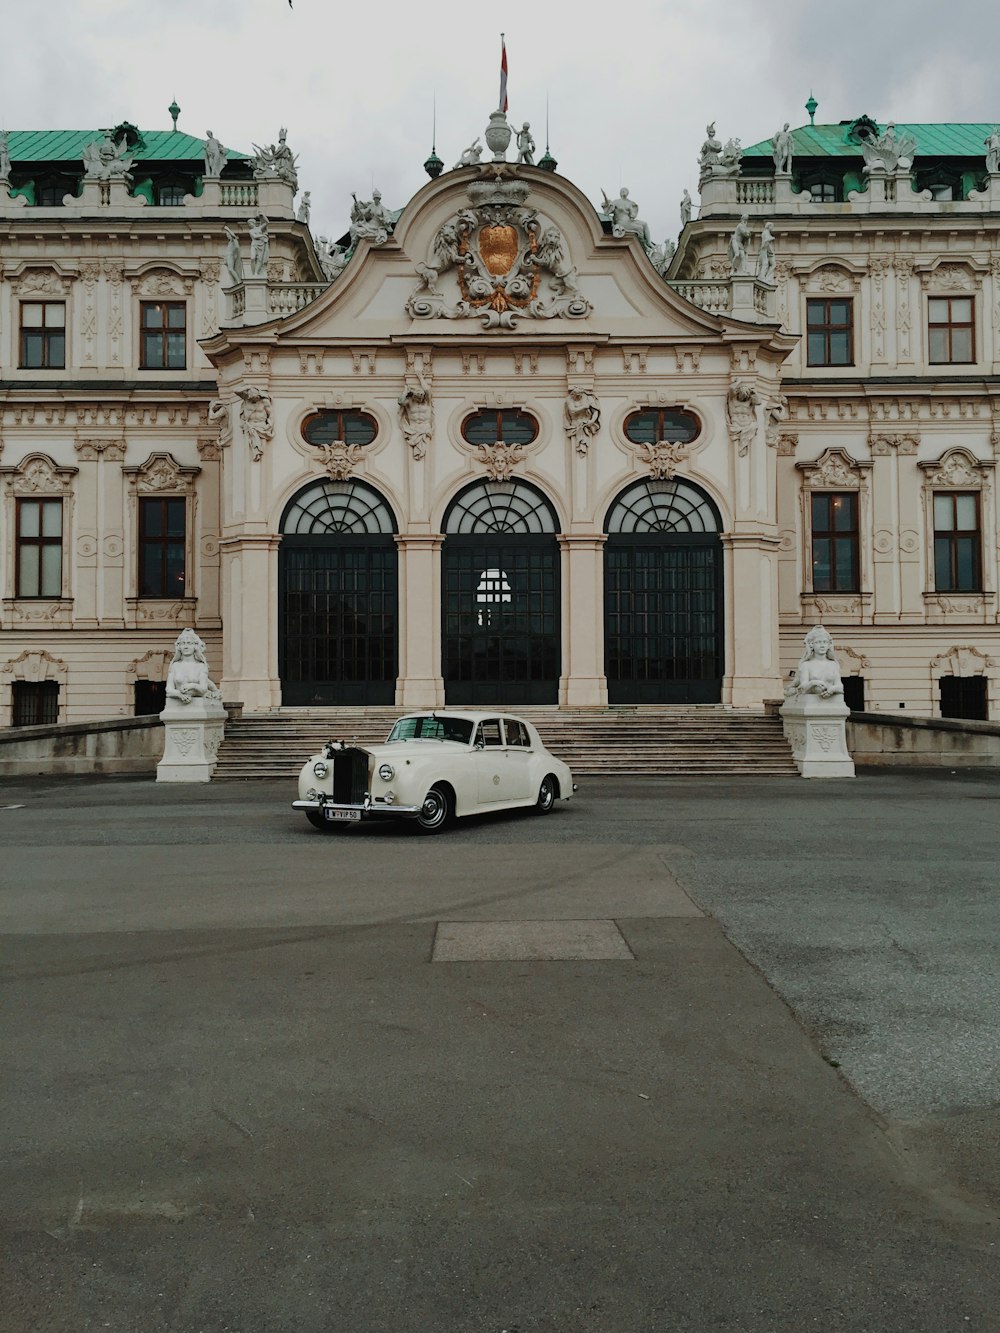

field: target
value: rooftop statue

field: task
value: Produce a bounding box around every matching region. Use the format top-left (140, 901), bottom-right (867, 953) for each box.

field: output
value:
top-left (784, 625), bottom-right (844, 700)
top-left (350, 189), bottom-right (394, 245)
top-left (516, 122), bottom-right (536, 166)
top-left (316, 236), bottom-right (349, 281)
top-left (680, 188), bottom-right (692, 226)
top-left (649, 238), bottom-right (676, 278)
top-left (296, 190), bottom-right (311, 224)
top-left (755, 220), bottom-right (776, 284)
top-left (165, 629), bottom-right (222, 705)
top-left (252, 127), bottom-right (299, 190)
top-left (454, 137), bottom-right (483, 169)
top-left (771, 122), bottom-right (793, 174)
top-left (0, 130), bottom-right (11, 180)
top-left (986, 128), bottom-right (1000, 174)
top-left (204, 129), bottom-right (228, 177)
top-left (698, 123), bottom-right (722, 177)
top-left (719, 137), bottom-right (743, 173)
top-left (223, 225), bottom-right (244, 286)
top-left (860, 121), bottom-right (916, 173)
top-left (601, 187), bottom-right (653, 251)
top-left (82, 130), bottom-right (134, 183)
top-left (247, 211), bottom-right (269, 277)
top-left (728, 212), bottom-right (752, 276)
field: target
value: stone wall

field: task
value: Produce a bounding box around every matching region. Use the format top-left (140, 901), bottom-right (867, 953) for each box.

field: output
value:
top-left (0, 715), bottom-right (162, 776)
top-left (846, 712), bottom-right (1000, 768)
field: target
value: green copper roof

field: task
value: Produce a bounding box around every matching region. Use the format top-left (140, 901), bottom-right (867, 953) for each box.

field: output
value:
top-left (744, 123), bottom-right (995, 158)
top-left (4, 129), bottom-right (247, 163)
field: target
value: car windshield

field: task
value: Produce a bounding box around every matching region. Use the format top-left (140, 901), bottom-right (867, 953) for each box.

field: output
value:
top-left (386, 715), bottom-right (474, 745)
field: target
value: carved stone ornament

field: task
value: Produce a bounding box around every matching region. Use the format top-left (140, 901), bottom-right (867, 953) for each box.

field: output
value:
top-left (931, 645), bottom-right (993, 677)
top-left (638, 440), bottom-right (687, 480)
top-left (564, 387), bottom-right (600, 455)
top-left (805, 265), bottom-right (855, 294)
top-left (207, 399), bottom-right (233, 449)
top-left (125, 452), bottom-right (199, 494)
top-left (726, 381), bottom-right (761, 457)
top-left (11, 267), bottom-right (71, 297)
top-left (920, 448), bottom-right (991, 490)
top-left (318, 441), bottom-right (364, 481)
top-left (922, 263), bottom-right (976, 292)
top-left (406, 174), bottom-right (592, 330)
top-left (798, 448), bottom-right (865, 489)
top-left (477, 441), bottom-right (525, 481)
top-left (137, 267), bottom-right (193, 297)
top-left (235, 386), bottom-right (274, 461)
top-left (74, 437), bottom-right (126, 462)
top-left (1, 453), bottom-right (78, 494)
top-left (870, 432), bottom-right (919, 456)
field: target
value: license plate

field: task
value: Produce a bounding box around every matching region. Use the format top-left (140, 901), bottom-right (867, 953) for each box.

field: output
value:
top-left (325, 808), bottom-right (361, 823)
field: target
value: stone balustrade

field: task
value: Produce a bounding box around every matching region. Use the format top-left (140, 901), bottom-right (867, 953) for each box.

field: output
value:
top-left (0, 174), bottom-right (296, 219)
top-left (268, 283), bottom-right (328, 316)
top-left (668, 275), bottom-right (776, 323)
top-left (698, 168), bottom-right (1000, 218)
top-left (670, 281), bottom-right (731, 314)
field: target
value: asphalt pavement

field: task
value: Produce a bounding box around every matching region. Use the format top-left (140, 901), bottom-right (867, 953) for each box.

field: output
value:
top-left (2, 768), bottom-right (998, 1331)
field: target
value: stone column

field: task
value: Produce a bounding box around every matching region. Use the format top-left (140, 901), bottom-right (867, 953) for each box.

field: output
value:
top-left (558, 535), bottom-right (609, 707)
top-left (395, 534), bottom-right (445, 708)
top-left (219, 534), bottom-right (281, 711)
top-left (723, 532), bottom-right (784, 706)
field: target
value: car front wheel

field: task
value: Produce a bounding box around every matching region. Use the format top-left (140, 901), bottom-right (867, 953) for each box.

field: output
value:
top-left (415, 783), bottom-right (452, 834)
top-left (535, 775), bottom-right (556, 814)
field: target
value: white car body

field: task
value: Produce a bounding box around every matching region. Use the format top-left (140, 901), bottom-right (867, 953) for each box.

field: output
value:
top-left (292, 711), bottom-right (575, 833)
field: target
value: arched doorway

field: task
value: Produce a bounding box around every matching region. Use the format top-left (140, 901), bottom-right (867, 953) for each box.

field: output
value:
top-left (604, 478), bottom-right (724, 703)
top-left (279, 479), bottom-right (398, 705)
top-left (442, 480), bottom-right (560, 705)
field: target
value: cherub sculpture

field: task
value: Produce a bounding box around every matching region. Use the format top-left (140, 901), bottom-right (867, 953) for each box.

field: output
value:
top-left (454, 138), bottom-right (483, 169)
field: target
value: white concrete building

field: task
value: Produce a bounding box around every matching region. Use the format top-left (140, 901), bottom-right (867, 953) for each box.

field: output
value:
top-left (1, 109), bottom-right (997, 727)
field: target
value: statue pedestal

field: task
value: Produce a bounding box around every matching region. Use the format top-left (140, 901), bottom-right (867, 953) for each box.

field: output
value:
top-left (157, 698), bottom-right (227, 782)
top-left (779, 693), bottom-right (855, 778)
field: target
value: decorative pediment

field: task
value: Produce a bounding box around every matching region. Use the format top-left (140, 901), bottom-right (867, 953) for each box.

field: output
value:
top-left (0, 453), bottom-right (78, 494)
top-left (1, 649), bottom-right (69, 684)
top-left (133, 265), bottom-right (195, 297)
top-left (797, 448), bottom-right (870, 489)
top-left (9, 265), bottom-right (73, 297)
top-left (919, 447), bottom-right (993, 490)
top-left (127, 650), bottom-right (173, 682)
top-left (931, 645), bottom-right (993, 676)
top-left (919, 261), bottom-right (980, 292)
top-left (123, 452), bottom-right (200, 493)
top-left (406, 176), bottom-right (592, 330)
top-left (800, 263), bottom-right (860, 294)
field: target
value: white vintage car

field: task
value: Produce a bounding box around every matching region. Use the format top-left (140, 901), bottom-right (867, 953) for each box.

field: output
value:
top-left (292, 711), bottom-right (575, 833)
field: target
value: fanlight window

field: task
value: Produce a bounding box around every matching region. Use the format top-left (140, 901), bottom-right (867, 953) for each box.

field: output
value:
top-left (461, 409), bottom-right (538, 448)
top-left (281, 479), bottom-right (396, 535)
top-left (443, 480), bottom-right (557, 534)
top-left (606, 479), bottom-right (721, 534)
top-left (623, 408), bottom-right (701, 445)
top-left (302, 410), bottom-right (378, 448)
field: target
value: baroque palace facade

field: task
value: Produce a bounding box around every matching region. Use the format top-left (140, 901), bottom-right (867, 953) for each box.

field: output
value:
top-left (1, 110), bottom-right (998, 725)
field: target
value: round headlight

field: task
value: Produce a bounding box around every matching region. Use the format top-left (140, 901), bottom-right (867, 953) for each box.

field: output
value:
top-left (313, 761), bottom-right (328, 778)
top-left (378, 763), bottom-right (395, 781)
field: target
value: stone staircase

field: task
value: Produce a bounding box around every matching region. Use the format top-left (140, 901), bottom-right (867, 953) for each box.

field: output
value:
top-left (213, 706), bottom-right (798, 780)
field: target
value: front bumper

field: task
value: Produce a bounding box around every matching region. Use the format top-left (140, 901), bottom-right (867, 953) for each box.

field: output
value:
top-left (292, 795), bottom-right (423, 820)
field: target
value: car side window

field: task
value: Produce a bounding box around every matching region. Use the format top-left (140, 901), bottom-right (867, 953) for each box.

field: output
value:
top-left (477, 719), bottom-right (504, 747)
top-left (504, 719), bottom-right (529, 747)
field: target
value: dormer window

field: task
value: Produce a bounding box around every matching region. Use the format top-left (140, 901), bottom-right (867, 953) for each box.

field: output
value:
top-left (802, 177), bottom-right (841, 203)
top-left (155, 179), bottom-right (187, 206)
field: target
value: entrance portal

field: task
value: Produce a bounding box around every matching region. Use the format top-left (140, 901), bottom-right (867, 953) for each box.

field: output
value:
top-left (279, 480), bottom-right (398, 705)
top-left (442, 480), bottom-right (560, 705)
top-left (604, 479), bottom-right (723, 703)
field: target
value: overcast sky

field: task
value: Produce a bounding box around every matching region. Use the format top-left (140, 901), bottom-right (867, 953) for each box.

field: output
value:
top-left (4, 0), bottom-right (996, 245)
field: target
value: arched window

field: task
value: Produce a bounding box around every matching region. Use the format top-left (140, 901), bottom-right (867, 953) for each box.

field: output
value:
top-left (301, 410), bottom-right (378, 448)
top-left (443, 479), bottom-right (557, 534)
top-left (623, 408), bottom-right (701, 446)
top-left (461, 409), bottom-right (538, 448)
top-left (281, 479), bottom-right (396, 534)
top-left (606, 479), bottom-right (721, 534)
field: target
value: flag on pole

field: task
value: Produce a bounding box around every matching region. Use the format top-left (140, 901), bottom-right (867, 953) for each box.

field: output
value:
top-left (499, 35), bottom-right (508, 113)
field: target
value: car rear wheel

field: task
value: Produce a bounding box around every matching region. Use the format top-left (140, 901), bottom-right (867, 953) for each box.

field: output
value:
top-left (535, 775), bottom-right (556, 814)
top-left (415, 784), bottom-right (452, 834)
top-left (305, 810), bottom-right (341, 832)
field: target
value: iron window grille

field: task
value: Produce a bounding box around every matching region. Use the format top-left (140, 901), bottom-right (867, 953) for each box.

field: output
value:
top-left (12, 681), bottom-right (60, 727)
